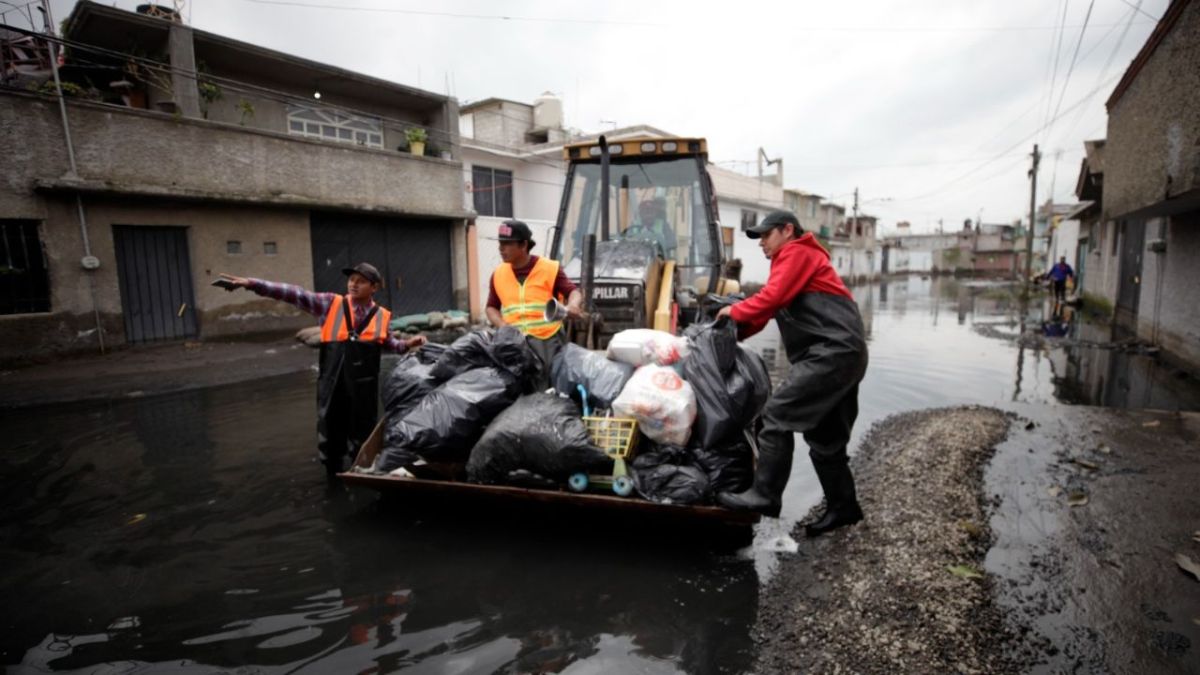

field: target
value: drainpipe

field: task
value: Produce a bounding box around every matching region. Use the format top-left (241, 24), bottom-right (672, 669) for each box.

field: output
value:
top-left (41, 0), bottom-right (104, 352)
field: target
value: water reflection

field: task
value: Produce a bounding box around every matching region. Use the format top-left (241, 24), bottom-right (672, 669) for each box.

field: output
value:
top-left (2, 375), bottom-right (756, 674)
top-left (738, 275), bottom-right (1200, 523)
top-left (5, 276), bottom-right (1198, 674)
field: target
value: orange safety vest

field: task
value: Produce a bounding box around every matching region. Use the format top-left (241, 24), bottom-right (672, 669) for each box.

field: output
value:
top-left (494, 257), bottom-right (563, 340)
top-left (320, 295), bottom-right (392, 343)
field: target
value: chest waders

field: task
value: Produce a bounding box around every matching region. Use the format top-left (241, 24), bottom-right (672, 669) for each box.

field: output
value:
top-left (317, 298), bottom-right (382, 475)
top-left (717, 291), bottom-right (868, 536)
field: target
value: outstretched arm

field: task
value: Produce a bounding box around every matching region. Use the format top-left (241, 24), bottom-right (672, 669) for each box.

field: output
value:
top-left (218, 273), bottom-right (334, 318)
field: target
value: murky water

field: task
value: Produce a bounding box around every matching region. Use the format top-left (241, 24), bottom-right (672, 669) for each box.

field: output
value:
top-left (3, 276), bottom-right (1197, 673)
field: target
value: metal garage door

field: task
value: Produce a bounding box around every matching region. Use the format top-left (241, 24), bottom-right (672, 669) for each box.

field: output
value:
top-left (310, 213), bottom-right (454, 315)
top-left (112, 225), bottom-right (199, 343)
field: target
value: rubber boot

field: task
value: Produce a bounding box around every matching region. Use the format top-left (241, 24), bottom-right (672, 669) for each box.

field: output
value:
top-left (717, 430), bottom-right (793, 518)
top-left (804, 459), bottom-right (863, 537)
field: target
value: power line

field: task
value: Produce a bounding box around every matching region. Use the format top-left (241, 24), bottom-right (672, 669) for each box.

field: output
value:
top-left (229, 1), bottom-right (1151, 33)
top-left (239, 0), bottom-right (666, 27)
top-left (1114, 0), bottom-right (1160, 22)
top-left (1045, 0), bottom-right (1095, 139)
top-left (897, 72), bottom-right (1121, 203)
top-left (1041, 0), bottom-right (1071, 142)
top-left (1051, 2), bottom-right (1141, 147)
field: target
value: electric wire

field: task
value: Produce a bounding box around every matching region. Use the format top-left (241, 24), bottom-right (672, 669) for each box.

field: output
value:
top-left (1045, 0), bottom-right (1095, 140)
top-left (235, 1), bottom-right (1149, 33)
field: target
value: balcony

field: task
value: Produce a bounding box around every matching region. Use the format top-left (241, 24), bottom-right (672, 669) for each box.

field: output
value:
top-left (10, 92), bottom-right (467, 218)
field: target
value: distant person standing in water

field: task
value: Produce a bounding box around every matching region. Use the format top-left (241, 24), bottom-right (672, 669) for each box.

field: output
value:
top-left (1045, 256), bottom-right (1075, 302)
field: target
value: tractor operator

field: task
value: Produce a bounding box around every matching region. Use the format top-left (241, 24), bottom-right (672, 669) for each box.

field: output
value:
top-left (716, 210), bottom-right (868, 537)
top-left (485, 219), bottom-right (584, 388)
top-left (219, 263), bottom-right (426, 477)
top-left (623, 197), bottom-right (677, 260)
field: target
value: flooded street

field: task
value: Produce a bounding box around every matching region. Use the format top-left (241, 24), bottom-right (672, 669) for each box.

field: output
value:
top-left (3, 276), bottom-right (1198, 674)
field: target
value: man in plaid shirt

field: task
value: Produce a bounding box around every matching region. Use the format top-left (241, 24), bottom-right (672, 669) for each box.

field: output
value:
top-left (220, 263), bottom-right (426, 475)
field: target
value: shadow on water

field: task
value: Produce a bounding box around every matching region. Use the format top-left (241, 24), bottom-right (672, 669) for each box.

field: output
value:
top-left (1, 374), bottom-right (756, 674)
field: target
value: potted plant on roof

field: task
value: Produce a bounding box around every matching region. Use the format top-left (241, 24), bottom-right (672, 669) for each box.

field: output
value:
top-left (405, 127), bottom-right (427, 156)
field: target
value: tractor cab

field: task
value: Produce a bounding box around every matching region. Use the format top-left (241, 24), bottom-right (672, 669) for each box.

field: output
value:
top-left (550, 137), bottom-right (733, 347)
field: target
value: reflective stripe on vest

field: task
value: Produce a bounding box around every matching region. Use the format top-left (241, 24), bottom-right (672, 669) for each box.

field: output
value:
top-left (319, 295), bottom-right (392, 343)
top-left (494, 257), bottom-right (562, 340)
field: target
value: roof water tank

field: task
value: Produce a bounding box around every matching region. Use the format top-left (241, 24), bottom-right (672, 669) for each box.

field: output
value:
top-left (533, 91), bottom-right (563, 130)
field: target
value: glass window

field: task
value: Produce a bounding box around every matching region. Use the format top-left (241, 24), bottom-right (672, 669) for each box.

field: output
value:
top-left (286, 104), bottom-right (384, 148)
top-left (227, 240), bottom-right (242, 254)
top-left (556, 157), bottom-right (717, 291)
top-left (471, 166), bottom-right (513, 218)
top-left (263, 241), bottom-right (278, 255)
top-left (0, 220), bottom-right (50, 315)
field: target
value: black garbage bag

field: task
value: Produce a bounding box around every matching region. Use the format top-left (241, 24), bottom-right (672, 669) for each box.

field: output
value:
top-left (429, 326), bottom-right (541, 389)
top-left (630, 446), bottom-right (711, 505)
top-left (429, 329), bottom-right (495, 381)
top-left (691, 436), bottom-right (753, 495)
top-left (489, 325), bottom-right (542, 385)
top-left (683, 318), bottom-right (771, 450)
top-left (551, 343), bottom-right (636, 411)
top-left (382, 356), bottom-right (440, 419)
top-left (377, 367), bottom-right (521, 470)
top-left (466, 393), bottom-right (610, 485)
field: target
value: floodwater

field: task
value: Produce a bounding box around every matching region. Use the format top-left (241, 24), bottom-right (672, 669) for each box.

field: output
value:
top-left (3, 276), bottom-right (1198, 674)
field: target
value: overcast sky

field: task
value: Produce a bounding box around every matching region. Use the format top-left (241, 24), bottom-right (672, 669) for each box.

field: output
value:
top-left (37, 0), bottom-right (1170, 232)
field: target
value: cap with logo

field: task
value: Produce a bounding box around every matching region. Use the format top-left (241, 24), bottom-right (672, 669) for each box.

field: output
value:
top-left (497, 219), bottom-right (535, 247)
top-left (743, 210), bottom-right (803, 239)
top-left (341, 262), bottom-right (382, 284)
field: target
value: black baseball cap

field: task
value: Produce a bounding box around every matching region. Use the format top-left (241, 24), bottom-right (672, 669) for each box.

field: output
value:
top-left (342, 262), bottom-right (382, 284)
top-left (744, 210), bottom-right (803, 239)
top-left (497, 219), bottom-right (535, 247)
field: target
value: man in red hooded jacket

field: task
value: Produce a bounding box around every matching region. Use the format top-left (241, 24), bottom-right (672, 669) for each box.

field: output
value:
top-left (717, 210), bottom-right (868, 536)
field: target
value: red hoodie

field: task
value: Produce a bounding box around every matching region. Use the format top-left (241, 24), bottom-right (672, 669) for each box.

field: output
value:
top-left (729, 233), bottom-right (852, 339)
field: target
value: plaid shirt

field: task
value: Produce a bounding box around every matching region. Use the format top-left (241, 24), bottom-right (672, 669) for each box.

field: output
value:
top-left (248, 278), bottom-right (409, 353)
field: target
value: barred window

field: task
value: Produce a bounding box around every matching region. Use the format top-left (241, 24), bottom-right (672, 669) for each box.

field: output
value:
top-left (0, 220), bottom-right (50, 315)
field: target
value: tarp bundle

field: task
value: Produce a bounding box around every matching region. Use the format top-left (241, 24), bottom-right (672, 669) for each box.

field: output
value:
top-left (467, 393), bottom-right (611, 485)
top-left (376, 327), bottom-right (536, 471)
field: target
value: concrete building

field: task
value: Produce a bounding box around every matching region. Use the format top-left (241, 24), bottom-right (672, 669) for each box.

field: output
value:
top-left (0, 2), bottom-right (466, 363)
top-left (711, 165), bottom-right (785, 285)
top-left (783, 189), bottom-right (825, 235)
top-left (1074, 140), bottom-right (1119, 309)
top-left (879, 230), bottom-right (960, 275)
top-left (1097, 0), bottom-right (1200, 369)
top-left (972, 222), bottom-right (1021, 277)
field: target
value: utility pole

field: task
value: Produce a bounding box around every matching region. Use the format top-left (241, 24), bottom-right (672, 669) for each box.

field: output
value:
top-left (852, 187), bottom-right (859, 236)
top-left (1024, 144), bottom-right (1040, 292)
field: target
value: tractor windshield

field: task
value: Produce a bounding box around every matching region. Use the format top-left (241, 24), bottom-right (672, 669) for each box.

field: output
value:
top-left (555, 156), bottom-right (719, 291)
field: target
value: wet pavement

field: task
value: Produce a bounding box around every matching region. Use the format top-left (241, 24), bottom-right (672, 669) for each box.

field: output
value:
top-left (3, 275), bottom-right (1199, 673)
